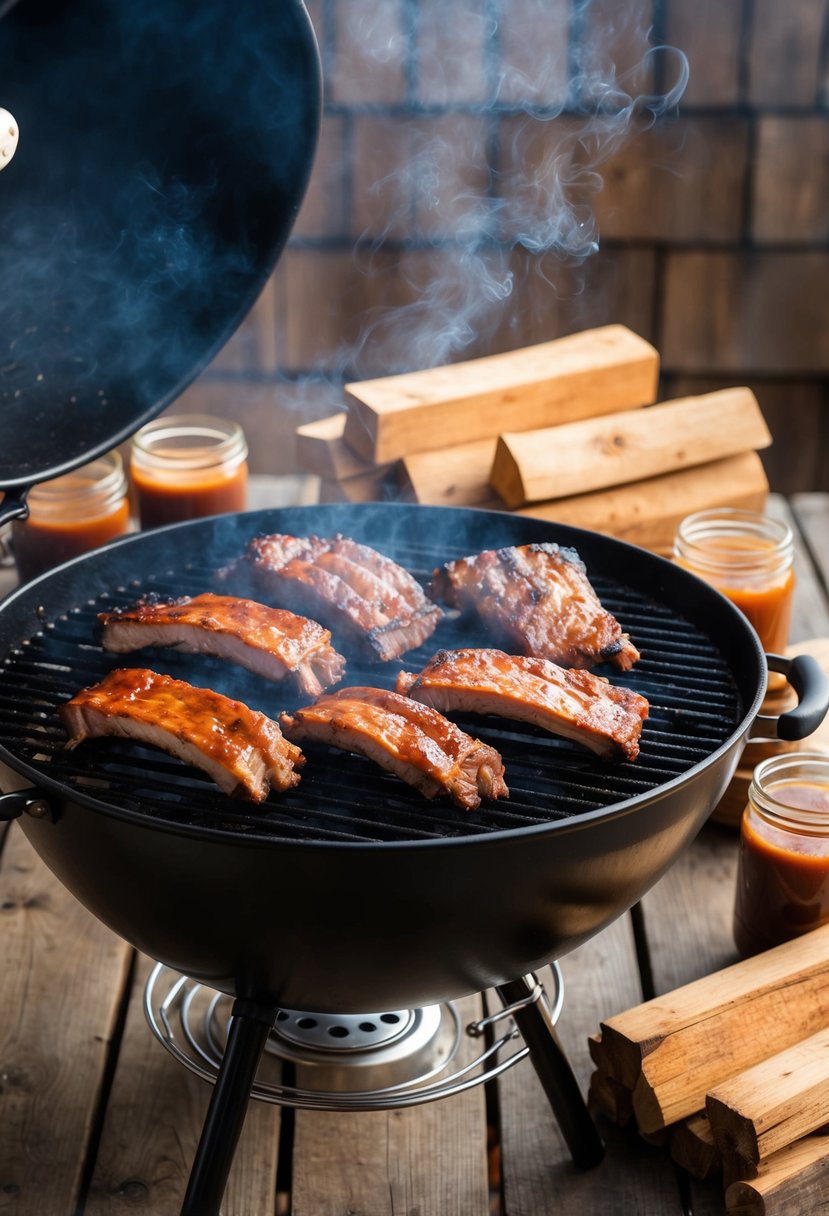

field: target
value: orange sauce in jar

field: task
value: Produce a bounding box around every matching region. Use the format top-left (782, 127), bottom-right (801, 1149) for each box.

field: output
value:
top-left (130, 415), bottom-right (248, 530)
top-left (12, 453), bottom-right (130, 582)
top-left (733, 754), bottom-right (829, 957)
top-left (674, 510), bottom-right (795, 655)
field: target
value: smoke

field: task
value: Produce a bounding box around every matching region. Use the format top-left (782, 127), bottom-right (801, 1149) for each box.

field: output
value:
top-left (320, 0), bottom-right (689, 380)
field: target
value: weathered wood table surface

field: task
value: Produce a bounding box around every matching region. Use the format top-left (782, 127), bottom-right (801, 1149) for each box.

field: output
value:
top-left (0, 490), bottom-right (827, 1216)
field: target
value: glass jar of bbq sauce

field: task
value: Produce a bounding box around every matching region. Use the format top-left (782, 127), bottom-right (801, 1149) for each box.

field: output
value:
top-left (11, 451), bottom-right (130, 583)
top-left (674, 509), bottom-right (794, 692)
top-left (733, 753), bottom-right (829, 957)
top-left (130, 414), bottom-right (248, 530)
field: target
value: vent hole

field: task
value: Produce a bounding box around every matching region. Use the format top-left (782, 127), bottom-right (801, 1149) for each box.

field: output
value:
top-left (328, 1025), bottom-right (349, 1038)
top-left (296, 1017), bottom-right (317, 1029)
top-left (359, 1022), bottom-right (377, 1033)
top-left (380, 1014), bottom-right (401, 1025)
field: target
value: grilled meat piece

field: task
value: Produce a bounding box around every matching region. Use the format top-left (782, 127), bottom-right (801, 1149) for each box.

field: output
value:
top-left (397, 649), bottom-right (648, 762)
top-left (430, 542), bottom-right (640, 671)
top-left (59, 668), bottom-right (304, 802)
top-left (98, 592), bottom-right (345, 698)
top-left (280, 686), bottom-right (508, 810)
top-left (219, 533), bottom-right (441, 662)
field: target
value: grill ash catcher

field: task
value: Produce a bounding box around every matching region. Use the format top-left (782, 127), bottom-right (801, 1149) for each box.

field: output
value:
top-left (143, 962), bottom-right (600, 1214)
top-left (2, 4), bottom-right (829, 1216)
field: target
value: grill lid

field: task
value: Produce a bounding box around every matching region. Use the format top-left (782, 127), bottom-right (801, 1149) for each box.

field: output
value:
top-left (0, 508), bottom-right (749, 846)
top-left (0, 0), bottom-right (320, 504)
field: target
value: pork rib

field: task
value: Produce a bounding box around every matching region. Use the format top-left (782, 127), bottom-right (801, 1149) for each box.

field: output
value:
top-left (98, 592), bottom-right (346, 698)
top-left (219, 533), bottom-right (441, 661)
top-left (429, 542), bottom-right (640, 671)
top-left (397, 649), bottom-right (648, 761)
top-left (280, 686), bottom-right (508, 810)
top-left (59, 668), bottom-right (304, 802)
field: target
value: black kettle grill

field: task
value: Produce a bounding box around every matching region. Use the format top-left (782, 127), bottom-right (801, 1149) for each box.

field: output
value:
top-left (1, 5), bottom-right (828, 1215)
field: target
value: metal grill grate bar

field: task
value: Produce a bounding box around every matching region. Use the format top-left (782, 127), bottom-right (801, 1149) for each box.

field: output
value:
top-left (0, 546), bottom-right (744, 844)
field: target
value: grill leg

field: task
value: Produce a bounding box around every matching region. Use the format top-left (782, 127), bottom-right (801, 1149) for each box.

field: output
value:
top-left (496, 975), bottom-right (605, 1171)
top-left (180, 999), bottom-right (278, 1216)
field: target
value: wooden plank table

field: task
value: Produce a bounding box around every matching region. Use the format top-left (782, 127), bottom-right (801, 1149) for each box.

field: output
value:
top-left (0, 490), bottom-right (827, 1216)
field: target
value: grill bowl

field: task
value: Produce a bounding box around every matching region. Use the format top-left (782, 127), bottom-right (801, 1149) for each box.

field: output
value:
top-left (0, 503), bottom-right (773, 1011)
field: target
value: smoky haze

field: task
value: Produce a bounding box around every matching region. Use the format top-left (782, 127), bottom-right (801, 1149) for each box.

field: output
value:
top-left (307, 0), bottom-right (688, 380)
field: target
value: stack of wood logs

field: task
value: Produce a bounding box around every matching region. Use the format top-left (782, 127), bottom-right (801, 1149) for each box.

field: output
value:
top-left (294, 325), bottom-right (773, 554)
top-left (590, 922), bottom-right (829, 1213)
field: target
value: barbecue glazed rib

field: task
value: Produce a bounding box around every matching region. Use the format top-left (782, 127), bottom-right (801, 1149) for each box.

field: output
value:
top-left (280, 686), bottom-right (508, 810)
top-left (59, 668), bottom-right (304, 802)
top-left (219, 533), bottom-right (442, 662)
top-left (98, 592), bottom-right (346, 698)
top-left (429, 542), bottom-right (640, 671)
top-left (397, 649), bottom-right (648, 762)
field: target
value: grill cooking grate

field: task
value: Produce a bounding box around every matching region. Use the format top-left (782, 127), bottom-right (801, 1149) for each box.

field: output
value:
top-left (0, 535), bottom-right (743, 844)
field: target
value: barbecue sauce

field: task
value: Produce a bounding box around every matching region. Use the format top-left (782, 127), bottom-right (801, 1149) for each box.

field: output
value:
top-left (12, 453), bottom-right (130, 582)
top-left (734, 755), bottom-right (829, 957)
top-left (674, 509), bottom-right (794, 656)
top-left (130, 415), bottom-right (248, 529)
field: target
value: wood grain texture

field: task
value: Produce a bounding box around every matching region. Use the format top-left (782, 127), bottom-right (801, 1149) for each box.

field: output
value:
top-left (600, 921), bottom-right (829, 1131)
top-left (670, 1114), bottom-right (721, 1181)
top-left (707, 1027), bottom-right (829, 1168)
top-left (724, 1134), bottom-right (829, 1215)
top-left (661, 252), bottom-right (829, 375)
top-left (85, 954), bottom-right (280, 1216)
top-left (491, 388), bottom-right (771, 507)
top-left (399, 437), bottom-right (500, 506)
top-left (290, 993), bottom-right (490, 1216)
top-left (343, 325), bottom-right (659, 462)
top-left (0, 827), bottom-right (132, 1215)
top-left (515, 450), bottom-right (769, 554)
top-left (498, 922), bottom-right (682, 1216)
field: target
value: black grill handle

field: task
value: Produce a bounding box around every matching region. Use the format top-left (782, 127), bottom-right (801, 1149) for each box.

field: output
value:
top-left (747, 654), bottom-right (829, 743)
top-left (0, 787), bottom-right (53, 821)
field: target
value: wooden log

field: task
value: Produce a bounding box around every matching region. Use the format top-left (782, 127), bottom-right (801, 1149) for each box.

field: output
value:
top-left (516, 450), bottom-right (769, 555)
top-left (588, 1032), bottom-right (610, 1072)
top-left (317, 466), bottom-right (397, 504)
top-left (669, 1113), bottom-right (721, 1180)
top-left (588, 1069), bottom-right (635, 1126)
top-left (724, 1133), bottom-right (829, 1215)
top-left (491, 387), bottom-right (772, 508)
top-left (296, 413), bottom-right (393, 482)
top-left (398, 438), bottom-right (502, 507)
top-left (706, 1027), bottom-right (829, 1169)
top-left (599, 922), bottom-right (829, 1133)
top-left (343, 325), bottom-right (659, 463)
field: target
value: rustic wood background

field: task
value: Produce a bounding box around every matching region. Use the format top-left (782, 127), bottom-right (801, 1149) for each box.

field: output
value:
top-left (169, 0), bottom-right (829, 494)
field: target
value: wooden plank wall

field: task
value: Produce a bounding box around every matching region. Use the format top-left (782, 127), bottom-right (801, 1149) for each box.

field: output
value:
top-left (163, 0), bottom-right (828, 493)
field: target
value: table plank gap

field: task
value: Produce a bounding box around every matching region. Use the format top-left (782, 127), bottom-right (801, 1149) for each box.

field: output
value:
top-left (498, 932), bottom-right (684, 1215)
top-left (0, 827), bottom-right (133, 1215)
top-left (84, 953), bottom-right (281, 1215)
top-left (290, 993), bottom-right (490, 1216)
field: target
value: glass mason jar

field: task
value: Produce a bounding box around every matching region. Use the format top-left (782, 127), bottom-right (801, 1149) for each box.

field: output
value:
top-left (130, 414), bottom-right (248, 530)
top-left (674, 508), bottom-right (795, 657)
top-left (733, 752), bottom-right (829, 958)
top-left (12, 450), bottom-right (130, 582)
